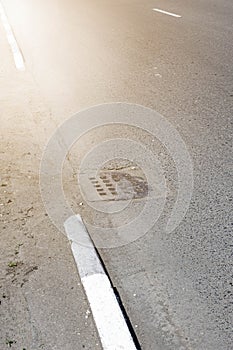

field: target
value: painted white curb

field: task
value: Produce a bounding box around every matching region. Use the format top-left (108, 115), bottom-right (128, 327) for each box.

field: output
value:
top-left (64, 215), bottom-right (137, 350)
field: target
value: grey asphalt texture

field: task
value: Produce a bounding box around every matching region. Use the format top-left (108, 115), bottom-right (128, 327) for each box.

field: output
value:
top-left (1, 0), bottom-right (232, 349)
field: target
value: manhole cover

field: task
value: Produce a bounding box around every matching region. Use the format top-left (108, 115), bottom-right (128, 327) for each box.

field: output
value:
top-left (78, 167), bottom-right (164, 202)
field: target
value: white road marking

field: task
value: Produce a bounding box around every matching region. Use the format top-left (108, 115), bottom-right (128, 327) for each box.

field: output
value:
top-left (64, 215), bottom-right (138, 350)
top-left (153, 8), bottom-right (182, 18)
top-left (0, 1), bottom-right (25, 71)
top-left (153, 67), bottom-right (162, 78)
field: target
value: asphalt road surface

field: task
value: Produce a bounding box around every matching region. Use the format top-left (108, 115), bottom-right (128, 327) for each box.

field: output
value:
top-left (0, 0), bottom-right (232, 349)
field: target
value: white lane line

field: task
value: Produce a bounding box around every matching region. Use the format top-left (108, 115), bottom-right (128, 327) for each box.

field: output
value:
top-left (64, 215), bottom-right (137, 350)
top-left (0, 1), bottom-right (25, 71)
top-left (153, 8), bottom-right (182, 18)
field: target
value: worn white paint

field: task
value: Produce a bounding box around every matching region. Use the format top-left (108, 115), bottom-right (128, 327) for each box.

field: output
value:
top-left (0, 1), bottom-right (25, 70)
top-left (153, 8), bottom-right (182, 18)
